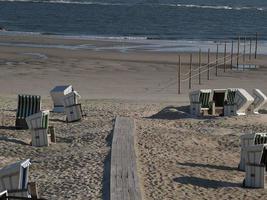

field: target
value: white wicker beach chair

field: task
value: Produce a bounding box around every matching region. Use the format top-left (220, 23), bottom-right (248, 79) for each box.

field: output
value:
top-left (252, 89), bottom-right (267, 114)
top-left (50, 85), bottom-right (73, 113)
top-left (235, 89), bottom-right (254, 115)
top-left (62, 91), bottom-right (82, 122)
top-left (0, 159), bottom-right (31, 198)
top-left (244, 144), bottom-right (267, 188)
top-left (26, 110), bottom-right (50, 147)
top-left (239, 133), bottom-right (267, 171)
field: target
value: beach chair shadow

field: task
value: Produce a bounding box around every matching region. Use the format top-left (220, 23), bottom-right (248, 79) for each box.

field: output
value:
top-left (177, 162), bottom-right (237, 171)
top-left (174, 176), bottom-right (240, 189)
top-left (0, 125), bottom-right (17, 130)
top-left (49, 118), bottom-right (66, 123)
top-left (0, 136), bottom-right (29, 145)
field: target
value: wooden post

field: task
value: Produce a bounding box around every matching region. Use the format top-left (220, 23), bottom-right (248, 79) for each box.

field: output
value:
top-left (178, 55), bottom-right (181, 94)
top-left (49, 126), bottom-right (56, 143)
top-left (243, 36), bottom-right (246, 70)
top-left (29, 182), bottom-right (39, 200)
top-left (231, 40), bottom-right (234, 69)
top-left (224, 41), bottom-right (227, 72)
top-left (237, 36), bottom-right (240, 69)
top-left (207, 48), bottom-right (210, 80)
top-left (255, 32), bottom-right (258, 59)
top-left (216, 44), bottom-right (219, 76)
top-left (249, 37), bottom-right (252, 60)
top-left (198, 49), bottom-right (201, 85)
top-left (189, 53), bottom-right (192, 89)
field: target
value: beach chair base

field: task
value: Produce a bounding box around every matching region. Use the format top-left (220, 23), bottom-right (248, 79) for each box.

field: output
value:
top-left (15, 118), bottom-right (28, 129)
top-left (31, 129), bottom-right (50, 147)
top-left (224, 105), bottom-right (237, 116)
top-left (7, 190), bottom-right (31, 199)
top-left (65, 104), bottom-right (82, 123)
top-left (244, 164), bottom-right (267, 188)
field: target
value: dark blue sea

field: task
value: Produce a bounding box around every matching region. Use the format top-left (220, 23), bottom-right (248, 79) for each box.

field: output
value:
top-left (0, 0), bottom-right (267, 40)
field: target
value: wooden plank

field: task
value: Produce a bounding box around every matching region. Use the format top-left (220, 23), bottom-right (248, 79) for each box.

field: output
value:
top-left (110, 117), bottom-right (142, 200)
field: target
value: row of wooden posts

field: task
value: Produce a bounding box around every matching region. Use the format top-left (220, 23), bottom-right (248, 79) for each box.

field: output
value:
top-left (177, 33), bottom-right (259, 94)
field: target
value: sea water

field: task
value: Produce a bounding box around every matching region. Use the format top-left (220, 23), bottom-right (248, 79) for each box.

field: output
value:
top-left (0, 0), bottom-right (267, 52)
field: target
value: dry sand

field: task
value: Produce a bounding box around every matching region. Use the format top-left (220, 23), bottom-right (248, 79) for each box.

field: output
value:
top-left (0, 35), bottom-right (267, 199)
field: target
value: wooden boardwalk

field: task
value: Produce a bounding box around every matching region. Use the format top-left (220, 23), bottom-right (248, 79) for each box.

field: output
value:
top-left (110, 117), bottom-right (142, 200)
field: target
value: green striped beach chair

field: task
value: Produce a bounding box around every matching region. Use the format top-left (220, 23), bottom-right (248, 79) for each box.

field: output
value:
top-left (189, 89), bottom-right (212, 116)
top-left (26, 110), bottom-right (50, 147)
top-left (223, 89), bottom-right (237, 116)
top-left (16, 95), bottom-right (41, 129)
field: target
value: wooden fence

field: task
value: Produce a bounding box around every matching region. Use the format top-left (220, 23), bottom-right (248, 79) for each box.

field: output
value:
top-left (177, 33), bottom-right (259, 94)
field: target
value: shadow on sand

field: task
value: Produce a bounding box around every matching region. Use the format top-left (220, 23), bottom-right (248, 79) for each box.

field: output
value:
top-left (102, 124), bottom-right (114, 200)
top-left (177, 162), bottom-right (237, 171)
top-left (174, 176), bottom-right (241, 189)
top-left (0, 136), bottom-right (29, 145)
top-left (50, 118), bottom-right (66, 123)
top-left (0, 125), bottom-right (17, 130)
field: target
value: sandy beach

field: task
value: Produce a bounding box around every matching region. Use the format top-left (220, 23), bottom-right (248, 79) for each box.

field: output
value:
top-left (0, 34), bottom-right (267, 199)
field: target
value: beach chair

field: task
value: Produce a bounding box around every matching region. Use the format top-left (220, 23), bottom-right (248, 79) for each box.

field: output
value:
top-left (252, 89), bottom-right (267, 114)
top-left (243, 144), bottom-right (267, 188)
top-left (224, 88), bottom-right (238, 116)
top-left (15, 95), bottom-right (41, 129)
top-left (50, 85), bottom-right (73, 113)
top-left (189, 89), bottom-right (212, 116)
top-left (26, 110), bottom-right (50, 147)
top-left (239, 133), bottom-right (267, 171)
top-left (0, 159), bottom-right (31, 198)
top-left (235, 89), bottom-right (254, 115)
top-left (62, 91), bottom-right (83, 122)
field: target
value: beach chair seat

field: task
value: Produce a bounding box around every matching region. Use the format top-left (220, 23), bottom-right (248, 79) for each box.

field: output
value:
top-left (211, 89), bottom-right (227, 116)
top-left (26, 110), bottom-right (50, 147)
top-left (65, 104), bottom-right (83, 122)
top-left (189, 89), bottom-right (212, 116)
top-left (0, 159), bottom-right (31, 198)
top-left (252, 89), bottom-right (267, 114)
top-left (50, 85), bottom-right (73, 113)
top-left (244, 144), bottom-right (267, 188)
top-left (15, 95), bottom-right (41, 129)
top-left (239, 133), bottom-right (267, 171)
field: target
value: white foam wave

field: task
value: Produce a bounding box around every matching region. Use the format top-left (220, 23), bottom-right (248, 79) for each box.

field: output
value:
top-left (0, 0), bottom-right (127, 5)
top-left (160, 3), bottom-right (265, 11)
